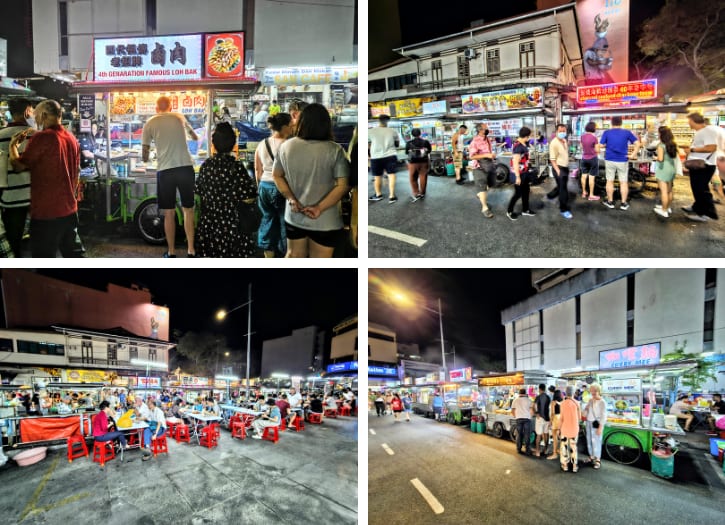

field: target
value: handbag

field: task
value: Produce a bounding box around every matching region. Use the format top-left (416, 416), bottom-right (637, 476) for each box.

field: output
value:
top-left (684, 152), bottom-right (714, 170)
top-left (238, 197), bottom-right (262, 234)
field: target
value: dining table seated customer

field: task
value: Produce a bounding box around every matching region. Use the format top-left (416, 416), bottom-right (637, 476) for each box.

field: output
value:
top-left (251, 398), bottom-right (281, 439)
top-left (93, 400), bottom-right (128, 450)
top-left (669, 394), bottom-right (694, 432)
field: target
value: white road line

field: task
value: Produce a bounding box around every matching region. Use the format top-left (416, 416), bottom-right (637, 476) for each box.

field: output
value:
top-left (381, 443), bottom-right (395, 455)
top-left (369, 429), bottom-right (376, 435)
top-left (410, 478), bottom-right (444, 515)
top-left (368, 225), bottom-right (428, 247)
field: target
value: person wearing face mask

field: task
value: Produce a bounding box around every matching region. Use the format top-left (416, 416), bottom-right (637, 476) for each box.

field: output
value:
top-left (0, 98), bottom-right (34, 256)
top-left (549, 124), bottom-right (573, 219)
top-left (9, 99), bottom-right (85, 257)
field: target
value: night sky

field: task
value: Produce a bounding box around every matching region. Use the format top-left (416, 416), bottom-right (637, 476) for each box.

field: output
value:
top-left (27, 269), bottom-right (357, 355)
top-left (368, 269), bottom-right (535, 367)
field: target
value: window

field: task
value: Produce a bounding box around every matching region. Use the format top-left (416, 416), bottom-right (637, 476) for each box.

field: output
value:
top-left (0, 338), bottom-right (12, 352)
top-left (148, 345), bottom-right (157, 361)
top-left (431, 60), bottom-right (443, 87)
top-left (512, 321), bottom-right (517, 369)
top-left (107, 342), bottom-right (118, 365)
top-left (457, 55), bottom-right (470, 79)
top-left (626, 274), bottom-right (635, 347)
top-left (387, 73), bottom-right (417, 91)
top-left (81, 339), bottom-right (93, 363)
top-left (369, 78), bottom-right (386, 94)
top-left (17, 340), bottom-right (65, 356)
top-left (575, 296), bottom-right (582, 363)
top-left (486, 49), bottom-right (500, 75)
top-left (704, 269), bottom-right (716, 349)
top-left (519, 41), bottom-right (535, 78)
top-left (369, 331), bottom-right (395, 343)
top-left (129, 344), bottom-right (138, 360)
top-left (706, 268), bottom-right (717, 289)
top-left (59, 1), bottom-right (68, 56)
top-left (539, 311), bottom-right (544, 366)
top-left (146, 0), bottom-right (157, 34)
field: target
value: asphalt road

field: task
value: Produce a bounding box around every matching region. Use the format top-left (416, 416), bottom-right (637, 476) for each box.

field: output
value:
top-left (368, 169), bottom-right (725, 258)
top-left (368, 413), bottom-right (725, 525)
top-left (2, 416), bottom-right (357, 524)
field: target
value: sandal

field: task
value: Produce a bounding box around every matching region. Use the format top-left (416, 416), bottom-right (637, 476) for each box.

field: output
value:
top-left (582, 192), bottom-right (588, 199)
top-left (593, 460), bottom-right (601, 469)
top-left (560, 464), bottom-right (568, 472)
top-left (572, 465), bottom-right (579, 473)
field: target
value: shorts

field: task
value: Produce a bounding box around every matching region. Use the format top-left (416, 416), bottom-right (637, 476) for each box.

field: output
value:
top-left (453, 152), bottom-right (463, 169)
top-left (370, 156), bottom-right (398, 176)
top-left (604, 160), bottom-right (628, 183)
top-left (535, 416), bottom-right (552, 435)
top-left (285, 222), bottom-right (343, 248)
top-left (393, 409), bottom-right (402, 413)
top-left (472, 162), bottom-right (495, 191)
top-left (157, 165), bottom-right (195, 209)
top-left (580, 157), bottom-right (599, 177)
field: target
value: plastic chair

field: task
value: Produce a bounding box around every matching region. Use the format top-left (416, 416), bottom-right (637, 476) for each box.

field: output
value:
top-left (175, 424), bottom-right (190, 443)
top-left (151, 434), bottom-right (169, 457)
top-left (231, 420), bottom-right (247, 440)
top-left (199, 426), bottom-right (218, 449)
top-left (67, 434), bottom-right (88, 463)
top-left (166, 420), bottom-right (177, 437)
top-left (279, 417), bottom-right (287, 431)
top-left (262, 425), bottom-right (279, 443)
top-left (308, 412), bottom-right (323, 424)
top-left (128, 433), bottom-right (143, 447)
top-left (92, 440), bottom-right (115, 467)
top-left (339, 406), bottom-right (351, 417)
top-left (324, 408), bottom-right (338, 418)
top-left (290, 417), bottom-right (305, 432)
top-left (211, 422), bottom-right (221, 440)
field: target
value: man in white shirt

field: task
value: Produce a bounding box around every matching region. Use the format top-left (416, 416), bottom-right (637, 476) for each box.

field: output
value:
top-left (368, 114), bottom-right (400, 203)
top-left (142, 96), bottom-right (199, 257)
top-left (511, 388), bottom-right (533, 455)
top-left (287, 387), bottom-right (303, 429)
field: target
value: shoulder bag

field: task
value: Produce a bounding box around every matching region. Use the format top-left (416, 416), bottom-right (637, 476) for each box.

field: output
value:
top-left (684, 151), bottom-right (714, 171)
top-left (236, 153), bottom-right (262, 234)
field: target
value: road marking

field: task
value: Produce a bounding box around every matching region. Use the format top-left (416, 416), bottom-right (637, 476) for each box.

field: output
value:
top-left (370, 429), bottom-right (376, 435)
top-left (369, 225), bottom-right (427, 247)
top-left (19, 455), bottom-right (60, 522)
top-left (410, 478), bottom-right (444, 515)
top-left (381, 443), bottom-right (395, 455)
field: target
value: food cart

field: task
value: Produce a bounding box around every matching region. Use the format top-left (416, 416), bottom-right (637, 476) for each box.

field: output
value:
top-left (71, 32), bottom-right (257, 244)
top-left (477, 372), bottom-right (550, 442)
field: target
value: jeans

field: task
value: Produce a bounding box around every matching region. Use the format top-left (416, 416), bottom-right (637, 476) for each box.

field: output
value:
top-left (2, 206), bottom-right (29, 257)
top-left (95, 431), bottom-right (127, 448)
top-left (516, 418), bottom-right (531, 453)
top-left (257, 181), bottom-right (287, 255)
top-left (508, 173), bottom-right (531, 213)
top-left (689, 164), bottom-right (717, 218)
top-left (30, 213), bottom-right (85, 258)
top-left (143, 426), bottom-right (166, 448)
top-left (585, 421), bottom-right (603, 459)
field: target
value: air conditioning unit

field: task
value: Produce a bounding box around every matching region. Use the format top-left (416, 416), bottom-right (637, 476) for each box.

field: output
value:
top-left (464, 48), bottom-right (477, 60)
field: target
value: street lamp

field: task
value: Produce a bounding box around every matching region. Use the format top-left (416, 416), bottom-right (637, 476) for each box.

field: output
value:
top-left (215, 283), bottom-right (253, 401)
top-left (130, 358), bottom-right (168, 392)
top-left (373, 288), bottom-right (448, 382)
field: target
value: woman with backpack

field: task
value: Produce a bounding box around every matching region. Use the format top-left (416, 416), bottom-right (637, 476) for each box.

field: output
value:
top-left (405, 128), bottom-right (432, 202)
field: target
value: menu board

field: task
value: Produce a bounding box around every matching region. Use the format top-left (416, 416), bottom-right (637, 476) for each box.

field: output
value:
top-left (460, 87), bottom-right (543, 114)
top-left (205, 33), bottom-right (245, 78)
top-left (391, 97), bottom-right (434, 118)
top-left (479, 374), bottom-right (524, 387)
top-left (602, 378), bottom-right (642, 394)
top-left (110, 92), bottom-right (208, 116)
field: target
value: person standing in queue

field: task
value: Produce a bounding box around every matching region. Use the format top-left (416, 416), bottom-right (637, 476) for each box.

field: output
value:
top-left (511, 388), bottom-right (532, 455)
top-left (368, 114), bottom-right (400, 203)
top-left (549, 124), bottom-right (573, 220)
top-left (653, 126), bottom-right (678, 218)
top-left (468, 123), bottom-right (497, 218)
top-left (683, 112), bottom-right (719, 222)
top-left (451, 125), bottom-right (468, 184)
top-left (405, 128), bottom-right (431, 202)
top-left (559, 386), bottom-right (582, 472)
top-left (599, 115), bottom-right (639, 211)
top-left (580, 121), bottom-right (601, 201)
top-left (507, 126), bottom-right (537, 220)
top-left (141, 96), bottom-right (199, 258)
top-left (9, 99), bottom-right (85, 257)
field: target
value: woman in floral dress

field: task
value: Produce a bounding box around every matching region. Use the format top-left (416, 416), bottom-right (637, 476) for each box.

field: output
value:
top-left (196, 122), bottom-right (257, 257)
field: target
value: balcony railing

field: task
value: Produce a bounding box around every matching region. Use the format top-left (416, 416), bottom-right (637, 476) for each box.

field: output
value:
top-left (406, 66), bottom-right (559, 93)
top-left (67, 356), bottom-right (167, 369)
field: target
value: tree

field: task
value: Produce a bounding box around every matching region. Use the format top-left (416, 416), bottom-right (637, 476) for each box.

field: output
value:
top-left (661, 340), bottom-right (718, 392)
top-left (637, 0), bottom-right (725, 92)
top-left (173, 331), bottom-right (232, 377)
top-left (475, 354), bottom-right (506, 374)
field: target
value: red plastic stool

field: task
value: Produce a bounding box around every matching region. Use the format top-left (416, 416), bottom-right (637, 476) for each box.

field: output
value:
top-left (212, 423), bottom-right (221, 440)
top-left (151, 434), bottom-right (169, 457)
top-left (262, 426), bottom-right (279, 443)
top-left (67, 434), bottom-right (88, 463)
top-left (308, 412), bottom-right (322, 424)
top-left (175, 424), bottom-right (190, 443)
top-left (290, 417), bottom-right (305, 431)
top-left (128, 433), bottom-right (144, 448)
top-left (323, 408), bottom-right (338, 418)
top-left (279, 418), bottom-right (287, 431)
top-left (92, 440), bottom-right (115, 467)
top-left (231, 421), bottom-right (247, 440)
top-left (166, 421), bottom-right (177, 438)
top-left (199, 426), bottom-right (218, 449)
top-left (339, 406), bottom-right (351, 416)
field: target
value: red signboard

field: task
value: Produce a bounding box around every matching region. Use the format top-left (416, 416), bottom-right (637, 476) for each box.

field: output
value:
top-left (204, 33), bottom-right (245, 78)
top-left (577, 79), bottom-right (657, 105)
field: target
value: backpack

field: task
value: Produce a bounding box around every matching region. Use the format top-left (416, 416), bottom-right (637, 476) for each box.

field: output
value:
top-left (407, 139), bottom-right (428, 161)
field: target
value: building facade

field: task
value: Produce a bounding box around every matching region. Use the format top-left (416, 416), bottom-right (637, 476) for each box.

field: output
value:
top-left (501, 269), bottom-right (725, 389)
top-left (260, 326), bottom-right (325, 378)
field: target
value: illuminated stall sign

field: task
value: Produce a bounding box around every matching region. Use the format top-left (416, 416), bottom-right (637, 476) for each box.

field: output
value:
top-left (422, 100), bottom-right (448, 115)
top-left (577, 79), bottom-right (657, 105)
top-left (601, 378), bottom-right (642, 394)
top-left (262, 66), bottom-right (357, 86)
top-left (576, 0), bottom-right (631, 85)
top-left (326, 361), bottom-right (358, 374)
top-left (66, 369), bottom-right (108, 383)
top-left (599, 342), bottom-right (661, 370)
top-left (391, 97), bottom-right (434, 118)
top-left (478, 373), bottom-right (524, 387)
top-left (94, 34), bottom-right (203, 83)
top-left (205, 33), bottom-right (245, 78)
top-left (136, 377), bottom-right (161, 388)
top-left (449, 367), bottom-right (472, 382)
top-left (181, 376), bottom-right (210, 386)
top-left (460, 87), bottom-right (543, 114)
top-left (369, 103), bottom-right (391, 118)
top-left (368, 365), bottom-right (397, 377)
top-left (111, 92), bottom-right (208, 116)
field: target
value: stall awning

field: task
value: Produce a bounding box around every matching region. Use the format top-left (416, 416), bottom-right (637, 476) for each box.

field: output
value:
top-left (0, 77), bottom-right (35, 97)
top-left (70, 78), bottom-right (259, 95)
top-left (563, 102), bottom-right (690, 115)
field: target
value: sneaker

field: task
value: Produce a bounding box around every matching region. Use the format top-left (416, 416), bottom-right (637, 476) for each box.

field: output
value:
top-left (603, 200), bottom-right (615, 209)
top-left (369, 194), bottom-right (383, 202)
top-left (681, 205), bottom-right (694, 213)
top-left (417, 194), bottom-right (425, 200)
top-left (251, 434), bottom-right (262, 439)
top-left (560, 211), bottom-right (573, 220)
top-left (162, 251), bottom-right (176, 258)
top-left (619, 201), bottom-right (630, 210)
top-left (410, 195), bottom-right (420, 203)
top-left (654, 204), bottom-right (673, 214)
top-left (653, 208), bottom-right (670, 218)
top-left (482, 208), bottom-right (494, 218)
top-left (389, 196), bottom-right (398, 203)
top-left (588, 195), bottom-right (601, 201)
top-left (685, 213), bottom-right (709, 222)
top-left (506, 211), bottom-right (519, 221)
top-left (521, 210), bottom-right (536, 216)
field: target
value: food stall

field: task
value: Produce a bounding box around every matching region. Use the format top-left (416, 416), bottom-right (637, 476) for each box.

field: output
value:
top-left (71, 32), bottom-right (257, 244)
top-left (477, 371), bottom-right (550, 442)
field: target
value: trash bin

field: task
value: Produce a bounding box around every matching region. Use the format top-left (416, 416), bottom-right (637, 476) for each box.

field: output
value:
top-left (446, 163), bottom-right (455, 177)
top-left (651, 450), bottom-right (675, 479)
top-left (470, 416), bottom-right (478, 432)
top-left (477, 417), bottom-right (485, 434)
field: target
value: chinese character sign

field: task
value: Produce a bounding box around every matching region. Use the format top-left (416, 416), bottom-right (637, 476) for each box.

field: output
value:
top-left (599, 342), bottom-right (661, 369)
top-left (111, 92), bottom-right (207, 116)
top-left (577, 79), bottom-right (657, 105)
top-left (94, 35), bottom-right (202, 83)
